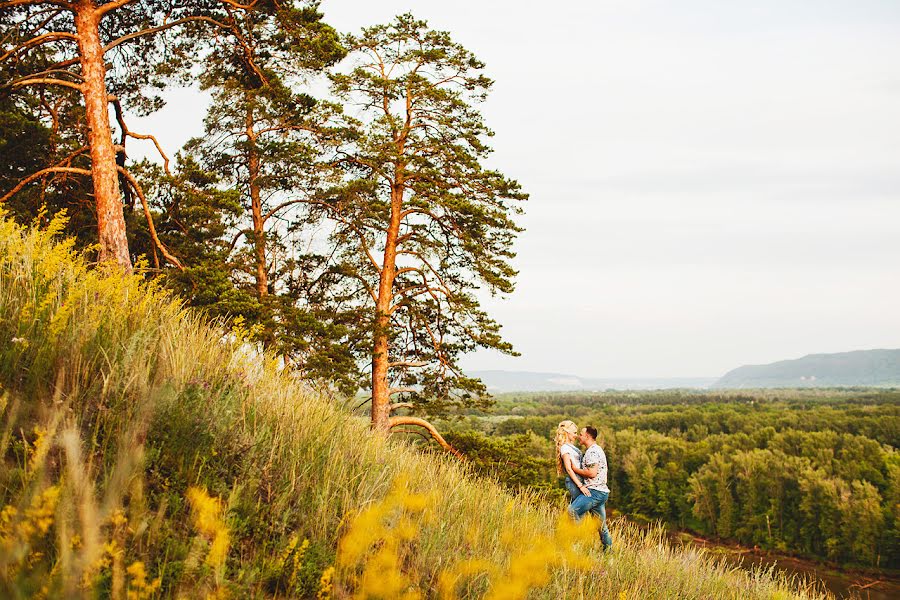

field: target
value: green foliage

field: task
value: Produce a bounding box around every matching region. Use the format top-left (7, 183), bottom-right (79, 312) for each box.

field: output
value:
top-left (443, 390), bottom-right (899, 569)
top-left (158, 2), bottom-right (362, 393)
top-left (316, 13), bottom-right (527, 414)
top-left (442, 431), bottom-right (564, 499)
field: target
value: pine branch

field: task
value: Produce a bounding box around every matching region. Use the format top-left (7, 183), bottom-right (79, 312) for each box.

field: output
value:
top-left (0, 31), bottom-right (77, 63)
top-left (0, 165), bottom-right (89, 204)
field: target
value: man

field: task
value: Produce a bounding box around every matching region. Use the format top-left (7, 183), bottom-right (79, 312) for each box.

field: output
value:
top-left (568, 425), bottom-right (613, 551)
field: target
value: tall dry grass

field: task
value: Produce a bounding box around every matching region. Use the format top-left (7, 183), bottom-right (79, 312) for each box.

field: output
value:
top-left (0, 214), bottom-right (831, 598)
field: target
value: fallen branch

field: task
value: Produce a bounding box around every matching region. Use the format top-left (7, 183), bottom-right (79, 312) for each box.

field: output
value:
top-left (390, 428), bottom-right (431, 442)
top-left (388, 415), bottom-right (463, 459)
top-left (850, 580), bottom-right (884, 591)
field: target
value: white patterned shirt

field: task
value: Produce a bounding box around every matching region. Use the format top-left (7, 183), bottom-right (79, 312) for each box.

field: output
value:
top-left (582, 444), bottom-right (609, 493)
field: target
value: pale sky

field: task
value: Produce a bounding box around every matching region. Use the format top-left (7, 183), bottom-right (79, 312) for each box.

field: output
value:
top-left (132, 1), bottom-right (900, 378)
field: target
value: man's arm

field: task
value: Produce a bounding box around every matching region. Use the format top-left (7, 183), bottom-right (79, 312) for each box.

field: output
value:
top-left (572, 463), bottom-right (598, 479)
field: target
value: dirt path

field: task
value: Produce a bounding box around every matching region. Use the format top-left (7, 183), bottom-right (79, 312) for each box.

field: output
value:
top-left (670, 532), bottom-right (900, 600)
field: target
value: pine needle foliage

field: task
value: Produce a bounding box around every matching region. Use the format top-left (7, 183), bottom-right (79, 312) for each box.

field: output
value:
top-left (319, 14), bottom-right (529, 429)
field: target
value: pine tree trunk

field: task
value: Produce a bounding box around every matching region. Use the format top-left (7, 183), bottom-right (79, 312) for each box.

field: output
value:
top-left (74, 0), bottom-right (131, 272)
top-left (371, 181), bottom-right (404, 432)
top-left (246, 107), bottom-right (267, 300)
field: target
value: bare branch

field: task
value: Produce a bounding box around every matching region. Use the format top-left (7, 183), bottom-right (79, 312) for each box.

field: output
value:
top-left (0, 166), bottom-right (89, 204)
top-left (96, 0), bottom-right (136, 17)
top-left (218, 0), bottom-right (258, 9)
top-left (388, 416), bottom-right (463, 458)
top-left (388, 360), bottom-right (428, 368)
top-left (389, 402), bottom-right (414, 412)
top-left (387, 386), bottom-right (417, 396)
top-left (0, 0), bottom-right (71, 8)
top-left (117, 167), bottom-right (184, 270)
top-left (308, 199), bottom-right (382, 272)
top-left (389, 285), bottom-right (452, 314)
top-left (0, 31), bottom-right (77, 63)
top-left (103, 16), bottom-right (230, 55)
top-left (226, 228), bottom-right (253, 256)
top-left (109, 97), bottom-right (173, 177)
top-left (262, 198), bottom-right (306, 222)
top-left (8, 77), bottom-right (82, 92)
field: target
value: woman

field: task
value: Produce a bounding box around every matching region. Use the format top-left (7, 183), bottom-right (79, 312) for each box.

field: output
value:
top-left (555, 420), bottom-right (590, 500)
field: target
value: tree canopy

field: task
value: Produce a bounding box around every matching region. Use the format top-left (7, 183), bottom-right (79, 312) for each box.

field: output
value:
top-left (311, 14), bottom-right (526, 444)
top-left (1, 8), bottom-right (527, 448)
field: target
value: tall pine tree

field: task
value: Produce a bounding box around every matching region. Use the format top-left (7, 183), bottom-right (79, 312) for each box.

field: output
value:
top-left (316, 14), bottom-right (527, 448)
top-left (0, 0), bottom-right (327, 270)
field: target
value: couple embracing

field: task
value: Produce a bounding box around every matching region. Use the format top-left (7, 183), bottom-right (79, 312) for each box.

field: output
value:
top-left (556, 420), bottom-right (613, 551)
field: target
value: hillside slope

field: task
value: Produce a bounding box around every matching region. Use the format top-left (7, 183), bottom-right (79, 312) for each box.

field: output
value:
top-left (715, 349), bottom-right (900, 388)
top-left (0, 216), bottom-right (827, 599)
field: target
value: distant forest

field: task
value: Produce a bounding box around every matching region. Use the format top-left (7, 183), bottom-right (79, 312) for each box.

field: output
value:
top-left (428, 389), bottom-right (900, 569)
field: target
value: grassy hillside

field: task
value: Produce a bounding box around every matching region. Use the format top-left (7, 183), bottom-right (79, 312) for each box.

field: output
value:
top-left (0, 215), bottom-right (830, 599)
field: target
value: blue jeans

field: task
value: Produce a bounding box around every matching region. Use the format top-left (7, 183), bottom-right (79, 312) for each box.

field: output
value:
top-left (568, 489), bottom-right (613, 550)
top-left (564, 476), bottom-right (581, 501)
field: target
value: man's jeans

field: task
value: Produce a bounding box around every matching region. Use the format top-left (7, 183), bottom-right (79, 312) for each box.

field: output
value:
top-left (568, 489), bottom-right (613, 550)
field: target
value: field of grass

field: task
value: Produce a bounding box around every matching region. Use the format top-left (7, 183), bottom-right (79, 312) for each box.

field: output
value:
top-left (0, 214), bottom-right (832, 598)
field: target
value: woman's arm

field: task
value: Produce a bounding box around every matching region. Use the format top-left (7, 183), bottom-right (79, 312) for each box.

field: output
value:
top-left (562, 454), bottom-right (591, 496)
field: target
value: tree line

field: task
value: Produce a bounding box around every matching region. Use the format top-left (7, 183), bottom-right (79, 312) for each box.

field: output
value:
top-left (438, 391), bottom-right (900, 568)
top-left (0, 1), bottom-right (526, 445)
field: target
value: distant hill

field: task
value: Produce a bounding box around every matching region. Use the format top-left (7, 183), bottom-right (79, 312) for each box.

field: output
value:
top-left (471, 370), bottom-right (716, 393)
top-left (713, 349), bottom-right (900, 388)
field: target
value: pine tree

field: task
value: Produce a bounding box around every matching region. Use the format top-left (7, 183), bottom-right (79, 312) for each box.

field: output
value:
top-left (170, 2), bottom-right (360, 391)
top-left (0, 0), bottom-right (326, 270)
top-left (315, 14), bottom-right (527, 449)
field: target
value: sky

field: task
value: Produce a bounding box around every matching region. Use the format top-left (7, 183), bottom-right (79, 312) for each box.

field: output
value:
top-left (132, 0), bottom-right (900, 378)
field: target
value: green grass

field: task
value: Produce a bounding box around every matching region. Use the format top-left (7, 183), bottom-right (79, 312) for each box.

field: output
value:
top-left (0, 214), bottom-right (831, 598)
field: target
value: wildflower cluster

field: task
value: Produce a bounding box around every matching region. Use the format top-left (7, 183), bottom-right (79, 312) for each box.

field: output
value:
top-left (126, 560), bottom-right (162, 600)
top-left (276, 533), bottom-right (311, 592)
top-left (317, 566), bottom-right (335, 599)
top-left (335, 476), bottom-right (432, 599)
top-left (187, 486), bottom-right (231, 568)
top-left (333, 477), bottom-right (599, 600)
top-left (483, 514), bottom-right (596, 600)
top-left (0, 485), bottom-right (61, 568)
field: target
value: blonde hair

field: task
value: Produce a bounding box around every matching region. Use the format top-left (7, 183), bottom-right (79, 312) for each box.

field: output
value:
top-left (554, 420), bottom-right (578, 476)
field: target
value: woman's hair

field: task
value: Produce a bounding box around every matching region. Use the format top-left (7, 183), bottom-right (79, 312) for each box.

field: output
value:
top-left (555, 420), bottom-right (578, 476)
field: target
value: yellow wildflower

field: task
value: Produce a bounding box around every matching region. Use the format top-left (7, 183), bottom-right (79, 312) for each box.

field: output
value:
top-left (317, 566), bottom-right (335, 600)
top-left (28, 426), bottom-right (50, 472)
top-left (126, 561), bottom-right (161, 600)
top-left (186, 487), bottom-right (230, 568)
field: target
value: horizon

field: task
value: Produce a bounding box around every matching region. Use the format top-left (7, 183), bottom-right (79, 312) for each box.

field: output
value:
top-left (472, 345), bottom-right (900, 380)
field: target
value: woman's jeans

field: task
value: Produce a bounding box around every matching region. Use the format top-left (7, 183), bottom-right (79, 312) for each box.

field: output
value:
top-left (568, 488), bottom-right (613, 550)
top-left (564, 476), bottom-right (581, 501)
